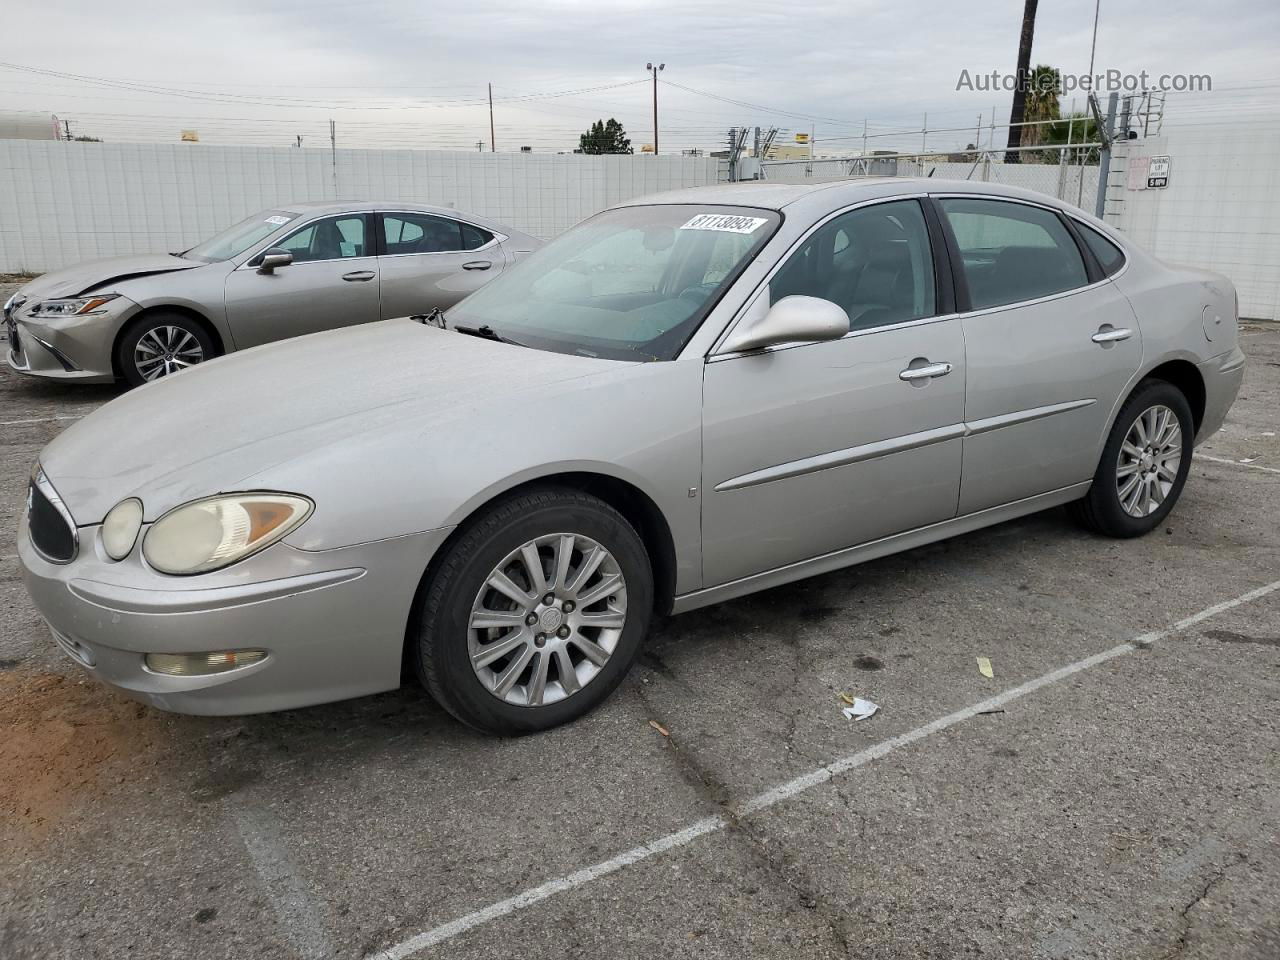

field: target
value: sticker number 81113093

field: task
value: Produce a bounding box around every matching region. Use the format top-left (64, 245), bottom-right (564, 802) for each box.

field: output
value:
top-left (679, 214), bottom-right (768, 234)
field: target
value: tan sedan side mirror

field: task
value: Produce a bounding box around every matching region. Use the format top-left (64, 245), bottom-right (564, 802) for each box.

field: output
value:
top-left (256, 248), bottom-right (294, 273)
top-left (721, 295), bottom-right (850, 354)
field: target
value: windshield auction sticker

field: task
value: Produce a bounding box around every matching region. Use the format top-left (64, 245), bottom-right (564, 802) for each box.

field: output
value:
top-left (264, 215), bottom-right (292, 225)
top-left (679, 214), bottom-right (768, 234)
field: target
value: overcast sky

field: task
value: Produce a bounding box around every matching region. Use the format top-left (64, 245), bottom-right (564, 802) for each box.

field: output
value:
top-left (3, 0), bottom-right (1276, 153)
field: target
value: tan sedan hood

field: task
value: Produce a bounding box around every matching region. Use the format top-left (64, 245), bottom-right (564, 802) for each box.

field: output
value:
top-left (39, 318), bottom-right (621, 523)
top-left (18, 254), bottom-right (202, 300)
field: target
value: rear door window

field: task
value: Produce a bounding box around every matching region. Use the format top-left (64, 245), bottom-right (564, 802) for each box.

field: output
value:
top-left (381, 213), bottom-right (495, 255)
top-left (940, 198), bottom-right (1088, 309)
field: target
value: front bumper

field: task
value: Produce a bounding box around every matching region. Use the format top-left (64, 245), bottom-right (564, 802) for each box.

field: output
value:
top-left (18, 514), bottom-right (453, 715)
top-left (5, 301), bottom-right (135, 383)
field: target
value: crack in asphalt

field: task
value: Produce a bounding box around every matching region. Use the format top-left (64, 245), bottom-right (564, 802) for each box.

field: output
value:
top-left (632, 677), bottom-right (855, 956)
top-left (1161, 852), bottom-right (1249, 958)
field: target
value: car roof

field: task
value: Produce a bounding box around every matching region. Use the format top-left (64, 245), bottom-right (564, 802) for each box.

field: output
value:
top-left (271, 200), bottom-right (532, 238)
top-left (276, 200), bottom-right (484, 218)
top-left (613, 177), bottom-right (1088, 216)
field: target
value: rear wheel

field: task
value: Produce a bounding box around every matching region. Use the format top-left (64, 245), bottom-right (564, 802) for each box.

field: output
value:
top-left (414, 487), bottom-right (652, 734)
top-left (116, 312), bottom-right (215, 387)
top-left (1070, 379), bottom-right (1193, 537)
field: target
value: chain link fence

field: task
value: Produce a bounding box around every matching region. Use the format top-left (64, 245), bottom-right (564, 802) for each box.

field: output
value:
top-left (759, 149), bottom-right (1100, 209)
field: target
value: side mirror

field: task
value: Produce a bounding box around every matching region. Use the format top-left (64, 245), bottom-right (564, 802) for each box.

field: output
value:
top-left (256, 248), bottom-right (293, 273)
top-left (720, 295), bottom-right (850, 354)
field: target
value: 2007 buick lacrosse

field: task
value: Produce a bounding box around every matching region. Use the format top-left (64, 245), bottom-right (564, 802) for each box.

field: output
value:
top-left (19, 179), bottom-right (1244, 733)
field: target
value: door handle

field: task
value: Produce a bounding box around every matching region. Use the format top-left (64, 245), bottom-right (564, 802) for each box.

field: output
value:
top-left (899, 361), bottom-right (953, 382)
top-left (342, 271), bottom-right (376, 282)
top-left (462, 261), bottom-right (492, 271)
top-left (1092, 326), bottom-right (1132, 344)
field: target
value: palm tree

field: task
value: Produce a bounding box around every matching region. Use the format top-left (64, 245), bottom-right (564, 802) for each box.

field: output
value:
top-left (1021, 65), bottom-right (1062, 151)
top-left (1043, 112), bottom-right (1100, 165)
top-left (1004, 0), bottom-right (1040, 164)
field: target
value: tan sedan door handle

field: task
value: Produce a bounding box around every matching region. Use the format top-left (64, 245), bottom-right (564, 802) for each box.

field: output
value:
top-left (462, 261), bottom-right (492, 271)
top-left (1092, 326), bottom-right (1132, 344)
top-left (342, 271), bottom-right (376, 282)
top-left (899, 361), bottom-right (953, 382)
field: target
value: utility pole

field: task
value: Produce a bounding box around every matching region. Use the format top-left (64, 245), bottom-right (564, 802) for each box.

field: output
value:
top-left (646, 62), bottom-right (665, 153)
top-left (488, 83), bottom-right (496, 152)
top-left (63, 119), bottom-right (71, 141)
top-left (329, 119), bottom-right (337, 195)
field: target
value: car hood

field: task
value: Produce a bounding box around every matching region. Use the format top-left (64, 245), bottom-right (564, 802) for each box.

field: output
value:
top-left (17, 254), bottom-right (203, 300)
top-left (39, 319), bottom-right (624, 524)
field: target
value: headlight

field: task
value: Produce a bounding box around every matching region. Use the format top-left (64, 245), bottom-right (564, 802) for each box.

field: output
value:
top-left (142, 493), bottom-right (312, 575)
top-left (30, 294), bottom-right (120, 318)
top-left (101, 498), bottom-right (143, 560)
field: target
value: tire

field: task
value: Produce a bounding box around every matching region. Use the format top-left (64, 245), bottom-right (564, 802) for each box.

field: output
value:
top-left (115, 312), bottom-right (216, 387)
top-left (414, 486), bottom-right (653, 735)
top-left (1069, 379), bottom-right (1194, 537)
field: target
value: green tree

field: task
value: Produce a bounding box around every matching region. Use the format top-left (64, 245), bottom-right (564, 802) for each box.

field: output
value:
top-left (578, 118), bottom-right (632, 155)
top-left (1043, 112), bottom-right (1099, 165)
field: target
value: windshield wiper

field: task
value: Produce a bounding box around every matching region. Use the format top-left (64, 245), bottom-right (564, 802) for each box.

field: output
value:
top-left (453, 323), bottom-right (525, 347)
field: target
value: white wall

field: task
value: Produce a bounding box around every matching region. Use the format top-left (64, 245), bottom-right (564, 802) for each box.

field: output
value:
top-left (0, 140), bottom-right (726, 273)
top-left (1106, 127), bottom-right (1280, 320)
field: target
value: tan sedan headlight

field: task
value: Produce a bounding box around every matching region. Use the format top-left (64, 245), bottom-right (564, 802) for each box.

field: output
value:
top-left (143, 493), bottom-right (312, 575)
top-left (30, 294), bottom-right (120, 318)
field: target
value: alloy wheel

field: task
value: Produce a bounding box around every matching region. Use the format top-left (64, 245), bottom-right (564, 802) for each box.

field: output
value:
top-left (134, 325), bottom-right (205, 381)
top-left (1116, 404), bottom-right (1182, 518)
top-left (468, 533), bottom-right (628, 707)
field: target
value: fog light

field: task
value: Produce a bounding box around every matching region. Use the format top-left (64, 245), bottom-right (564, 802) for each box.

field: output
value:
top-left (144, 650), bottom-right (267, 676)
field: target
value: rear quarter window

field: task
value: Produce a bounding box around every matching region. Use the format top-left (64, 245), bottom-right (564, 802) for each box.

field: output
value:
top-left (1077, 223), bottom-right (1127, 277)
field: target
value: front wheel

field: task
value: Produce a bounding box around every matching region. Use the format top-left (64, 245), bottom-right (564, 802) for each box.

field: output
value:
top-left (1070, 379), bottom-right (1194, 537)
top-left (413, 487), bottom-right (653, 734)
top-left (116, 313), bottom-right (215, 387)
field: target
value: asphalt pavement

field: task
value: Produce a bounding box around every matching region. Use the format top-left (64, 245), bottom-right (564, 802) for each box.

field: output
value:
top-left (2, 279), bottom-right (1278, 960)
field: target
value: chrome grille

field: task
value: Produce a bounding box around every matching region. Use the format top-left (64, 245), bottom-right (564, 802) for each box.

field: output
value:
top-left (27, 469), bottom-right (78, 563)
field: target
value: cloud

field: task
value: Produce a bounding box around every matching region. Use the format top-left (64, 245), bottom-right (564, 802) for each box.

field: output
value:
top-left (3, 0), bottom-right (1274, 152)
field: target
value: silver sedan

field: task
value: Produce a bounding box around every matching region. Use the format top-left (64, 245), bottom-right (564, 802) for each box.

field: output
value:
top-left (4, 201), bottom-right (540, 386)
top-left (19, 179), bottom-right (1244, 733)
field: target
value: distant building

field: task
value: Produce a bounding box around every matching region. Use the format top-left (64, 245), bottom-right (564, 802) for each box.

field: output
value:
top-left (0, 111), bottom-right (61, 140)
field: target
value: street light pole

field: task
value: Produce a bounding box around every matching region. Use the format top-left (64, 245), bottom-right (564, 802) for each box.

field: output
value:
top-left (646, 62), bottom-right (665, 153)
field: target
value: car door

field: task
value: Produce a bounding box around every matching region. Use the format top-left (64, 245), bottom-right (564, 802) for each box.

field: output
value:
top-left (935, 196), bottom-right (1143, 515)
top-left (700, 198), bottom-right (967, 586)
top-left (223, 213), bottom-right (379, 349)
top-left (376, 212), bottom-right (506, 320)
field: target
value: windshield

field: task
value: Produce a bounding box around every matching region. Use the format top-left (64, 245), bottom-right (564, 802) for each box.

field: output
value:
top-left (447, 204), bottom-right (779, 361)
top-left (182, 210), bottom-right (298, 262)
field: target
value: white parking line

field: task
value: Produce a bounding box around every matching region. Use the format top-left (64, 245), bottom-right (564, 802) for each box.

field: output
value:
top-left (0, 414), bottom-right (85, 427)
top-left (368, 577), bottom-right (1280, 960)
top-left (1196, 453), bottom-right (1280, 475)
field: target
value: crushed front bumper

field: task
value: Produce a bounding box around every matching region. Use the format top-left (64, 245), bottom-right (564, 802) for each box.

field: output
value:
top-left (5, 303), bottom-right (133, 383)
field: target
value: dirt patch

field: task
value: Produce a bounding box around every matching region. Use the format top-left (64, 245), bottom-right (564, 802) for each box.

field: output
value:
top-left (0, 669), bottom-right (173, 843)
